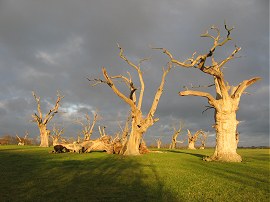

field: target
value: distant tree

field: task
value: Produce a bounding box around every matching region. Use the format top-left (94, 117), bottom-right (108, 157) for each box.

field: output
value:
top-left (156, 138), bottom-right (162, 149)
top-left (90, 45), bottom-right (172, 155)
top-left (187, 129), bottom-right (204, 150)
top-left (75, 112), bottom-right (98, 141)
top-left (51, 124), bottom-right (64, 146)
top-left (32, 91), bottom-right (64, 147)
top-left (199, 132), bottom-right (208, 149)
top-left (156, 23), bottom-right (260, 162)
top-left (169, 121), bottom-right (184, 149)
top-left (16, 131), bottom-right (29, 146)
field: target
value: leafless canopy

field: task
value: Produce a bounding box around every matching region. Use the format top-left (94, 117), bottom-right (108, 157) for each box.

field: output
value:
top-left (153, 22), bottom-right (260, 106)
top-left (32, 91), bottom-right (64, 125)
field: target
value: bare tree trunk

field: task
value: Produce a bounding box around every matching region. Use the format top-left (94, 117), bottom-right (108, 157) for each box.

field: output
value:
top-left (39, 124), bottom-right (50, 147)
top-left (188, 141), bottom-right (196, 150)
top-left (124, 122), bottom-right (142, 155)
top-left (206, 104), bottom-right (241, 162)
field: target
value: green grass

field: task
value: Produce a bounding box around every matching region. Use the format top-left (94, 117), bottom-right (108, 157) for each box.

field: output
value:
top-left (0, 146), bottom-right (269, 202)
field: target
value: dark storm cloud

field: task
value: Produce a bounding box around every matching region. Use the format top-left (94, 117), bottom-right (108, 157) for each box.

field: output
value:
top-left (0, 0), bottom-right (268, 146)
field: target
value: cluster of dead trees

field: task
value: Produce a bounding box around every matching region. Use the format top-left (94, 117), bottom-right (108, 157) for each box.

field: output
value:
top-left (31, 23), bottom-right (259, 162)
top-left (156, 124), bottom-right (209, 150)
top-left (51, 114), bottom-right (149, 155)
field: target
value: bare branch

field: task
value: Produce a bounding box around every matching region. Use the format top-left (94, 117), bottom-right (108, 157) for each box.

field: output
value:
top-left (148, 62), bottom-right (173, 119)
top-left (102, 67), bottom-right (136, 110)
top-left (202, 106), bottom-right (215, 114)
top-left (43, 92), bottom-right (64, 125)
top-left (117, 44), bottom-right (145, 110)
top-left (32, 91), bottom-right (42, 119)
top-left (218, 45), bottom-right (241, 69)
top-left (87, 77), bottom-right (107, 87)
top-left (179, 90), bottom-right (217, 107)
top-left (232, 77), bottom-right (261, 99)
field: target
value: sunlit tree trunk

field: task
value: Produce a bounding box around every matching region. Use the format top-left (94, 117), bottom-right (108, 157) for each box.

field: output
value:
top-left (39, 124), bottom-right (50, 147)
top-left (208, 100), bottom-right (241, 161)
top-left (124, 127), bottom-right (142, 155)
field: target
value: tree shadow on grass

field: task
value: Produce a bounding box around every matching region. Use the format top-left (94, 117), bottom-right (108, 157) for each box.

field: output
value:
top-left (0, 149), bottom-right (180, 202)
top-left (165, 149), bottom-right (206, 159)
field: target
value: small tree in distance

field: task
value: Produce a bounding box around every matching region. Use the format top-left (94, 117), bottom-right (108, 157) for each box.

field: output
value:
top-left (155, 23), bottom-right (260, 162)
top-left (169, 121), bottom-right (184, 149)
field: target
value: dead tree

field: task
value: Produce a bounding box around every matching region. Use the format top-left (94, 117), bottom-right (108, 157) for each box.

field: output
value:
top-left (51, 124), bottom-right (64, 146)
top-left (90, 45), bottom-right (172, 155)
top-left (32, 91), bottom-right (64, 147)
top-left (169, 121), bottom-right (184, 149)
top-left (156, 138), bottom-right (162, 149)
top-left (156, 23), bottom-right (260, 162)
top-left (16, 131), bottom-right (29, 146)
top-left (199, 131), bottom-right (208, 149)
top-left (98, 125), bottom-right (107, 137)
top-left (75, 112), bottom-right (98, 141)
top-left (187, 129), bottom-right (203, 150)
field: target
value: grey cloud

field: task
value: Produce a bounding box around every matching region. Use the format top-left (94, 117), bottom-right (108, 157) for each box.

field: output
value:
top-left (0, 0), bottom-right (268, 146)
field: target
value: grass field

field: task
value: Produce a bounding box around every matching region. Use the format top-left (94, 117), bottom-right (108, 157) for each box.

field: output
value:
top-left (0, 146), bottom-right (269, 202)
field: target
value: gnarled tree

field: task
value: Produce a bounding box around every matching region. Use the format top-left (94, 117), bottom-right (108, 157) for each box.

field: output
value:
top-left (32, 91), bottom-right (64, 147)
top-left (169, 121), bottom-right (184, 149)
top-left (156, 24), bottom-right (260, 162)
top-left (90, 45), bottom-right (172, 155)
top-left (187, 129), bottom-right (203, 150)
top-left (16, 131), bottom-right (29, 146)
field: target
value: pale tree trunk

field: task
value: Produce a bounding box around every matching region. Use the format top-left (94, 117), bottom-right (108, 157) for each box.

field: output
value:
top-left (206, 100), bottom-right (242, 162)
top-left (199, 145), bottom-right (205, 150)
top-left (156, 139), bottom-right (162, 149)
top-left (124, 119), bottom-right (142, 155)
top-left (188, 141), bottom-right (196, 150)
top-left (171, 139), bottom-right (177, 149)
top-left (39, 124), bottom-right (50, 147)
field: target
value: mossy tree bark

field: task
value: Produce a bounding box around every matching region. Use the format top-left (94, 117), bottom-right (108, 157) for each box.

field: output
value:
top-left (157, 23), bottom-right (260, 162)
